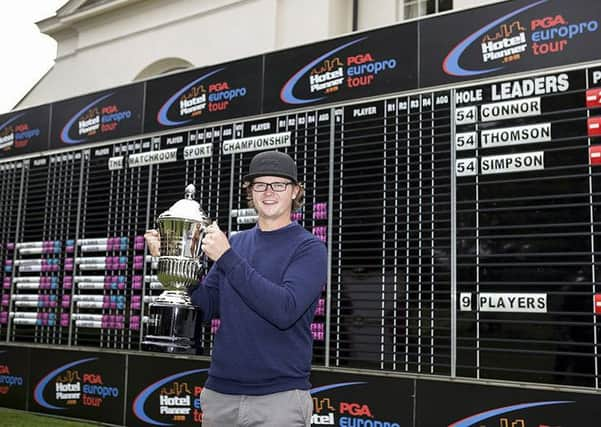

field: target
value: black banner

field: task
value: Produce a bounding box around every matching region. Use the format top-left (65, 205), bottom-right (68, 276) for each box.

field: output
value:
top-left (160, 131), bottom-right (189, 150)
top-left (416, 379), bottom-right (601, 427)
top-left (263, 24), bottom-right (417, 113)
top-left (309, 369), bottom-right (413, 427)
top-left (420, 0), bottom-right (601, 87)
top-left (0, 105), bottom-right (50, 158)
top-left (28, 349), bottom-right (126, 425)
top-left (126, 354), bottom-right (210, 427)
top-left (5, 345), bottom-right (601, 426)
top-left (50, 83), bottom-right (144, 149)
top-left (127, 358), bottom-right (413, 427)
top-left (143, 56), bottom-right (263, 133)
top-left (0, 346), bottom-right (29, 410)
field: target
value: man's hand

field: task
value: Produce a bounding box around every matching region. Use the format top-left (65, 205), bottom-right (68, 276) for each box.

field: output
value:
top-left (144, 229), bottom-right (161, 256)
top-left (201, 222), bottom-right (230, 261)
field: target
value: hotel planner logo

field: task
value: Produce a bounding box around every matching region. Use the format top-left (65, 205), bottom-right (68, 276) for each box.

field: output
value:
top-left (156, 67), bottom-right (248, 127)
top-left (280, 37), bottom-right (397, 105)
top-left (443, 0), bottom-right (599, 77)
top-left (132, 368), bottom-right (208, 426)
top-left (0, 113), bottom-right (41, 151)
top-left (60, 92), bottom-right (133, 144)
top-left (33, 357), bottom-right (120, 410)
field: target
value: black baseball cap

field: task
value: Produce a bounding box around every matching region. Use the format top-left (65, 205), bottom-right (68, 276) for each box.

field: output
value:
top-left (243, 151), bottom-right (298, 183)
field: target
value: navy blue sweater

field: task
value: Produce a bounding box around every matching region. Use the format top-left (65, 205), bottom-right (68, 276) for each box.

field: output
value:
top-left (190, 222), bottom-right (327, 395)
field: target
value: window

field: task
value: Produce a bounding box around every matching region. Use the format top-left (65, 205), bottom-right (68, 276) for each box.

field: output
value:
top-left (402, 0), bottom-right (452, 19)
top-left (133, 58), bottom-right (194, 81)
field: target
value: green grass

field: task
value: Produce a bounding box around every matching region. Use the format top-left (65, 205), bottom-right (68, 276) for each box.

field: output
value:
top-left (0, 408), bottom-right (102, 426)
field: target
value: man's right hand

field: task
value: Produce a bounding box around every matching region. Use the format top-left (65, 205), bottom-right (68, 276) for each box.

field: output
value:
top-left (144, 229), bottom-right (161, 256)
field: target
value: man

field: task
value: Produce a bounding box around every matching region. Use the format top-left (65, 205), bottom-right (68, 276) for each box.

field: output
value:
top-left (145, 150), bottom-right (327, 426)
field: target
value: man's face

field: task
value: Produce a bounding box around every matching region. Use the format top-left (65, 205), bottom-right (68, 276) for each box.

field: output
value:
top-left (250, 176), bottom-right (297, 221)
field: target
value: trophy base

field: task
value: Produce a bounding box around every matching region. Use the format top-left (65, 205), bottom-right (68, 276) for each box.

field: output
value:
top-left (155, 290), bottom-right (192, 305)
top-left (142, 297), bottom-right (201, 354)
top-left (141, 336), bottom-right (195, 354)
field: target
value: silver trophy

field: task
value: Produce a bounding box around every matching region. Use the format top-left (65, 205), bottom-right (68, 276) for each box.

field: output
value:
top-left (141, 184), bottom-right (211, 353)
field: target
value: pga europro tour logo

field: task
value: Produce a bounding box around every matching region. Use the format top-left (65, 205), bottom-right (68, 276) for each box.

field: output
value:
top-left (132, 368), bottom-right (208, 426)
top-left (310, 382), bottom-right (401, 427)
top-left (0, 351), bottom-right (24, 395)
top-left (60, 92), bottom-right (132, 144)
top-left (0, 113), bottom-right (41, 151)
top-left (33, 357), bottom-right (120, 410)
top-left (280, 37), bottom-right (397, 105)
top-left (443, 0), bottom-right (599, 77)
top-left (156, 67), bottom-right (247, 127)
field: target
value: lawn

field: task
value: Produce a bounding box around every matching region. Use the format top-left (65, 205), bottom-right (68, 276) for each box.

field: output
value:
top-left (0, 408), bottom-right (101, 426)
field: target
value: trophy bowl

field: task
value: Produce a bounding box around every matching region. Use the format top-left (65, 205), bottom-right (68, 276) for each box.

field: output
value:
top-left (156, 218), bottom-right (205, 291)
top-left (141, 184), bottom-right (211, 353)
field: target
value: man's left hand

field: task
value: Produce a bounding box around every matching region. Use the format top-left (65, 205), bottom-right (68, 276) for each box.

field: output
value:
top-left (201, 222), bottom-right (230, 261)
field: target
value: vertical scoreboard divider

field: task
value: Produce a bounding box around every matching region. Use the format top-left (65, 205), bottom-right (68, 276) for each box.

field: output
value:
top-left (432, 91), bottom-right (452, 376)
top-left (408, 94), bottom-right (422, 373)
top-left (124, 138), bottom-right (152, 350)
top-left (61, 152), bottom-right (80, 346)
top-left (587, 65), bottom-right (601, 388)
top-left (0, 166), bottom-right (8, 339)
top-left (383, 97), bottom-right (396, 371)
top-left (144, 136), bottom-right (161, 348)
top-left (419, 93), bottom-right (433, 374)
top-left (46, 152), bottom-right (81, 346)
top-left (0, 162), bottom-right (23, 341)
top-left (331, 106), bottom-right (344, 368)
top-left (185, 126), bottom-right (219, 354)
top-left (309, 109), bottom-right (331, 365)
top-left (11, 157), bottom-right (56, 344)
top-left (73, 140), bottom-right (138, 349)
top-left (205, 124), bottom-right (232, 354)
top-left (336, 99), bottom-right (388, 370)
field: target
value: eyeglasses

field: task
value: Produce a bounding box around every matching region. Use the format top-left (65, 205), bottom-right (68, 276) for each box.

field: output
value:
top-left (250, 181), bottom-right (292, 192)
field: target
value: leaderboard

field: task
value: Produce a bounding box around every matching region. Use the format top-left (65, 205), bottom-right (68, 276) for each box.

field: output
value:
top-left (455, 66), bottom-right (601, 386)
top-left (1, 62), bottom-right (601, 388)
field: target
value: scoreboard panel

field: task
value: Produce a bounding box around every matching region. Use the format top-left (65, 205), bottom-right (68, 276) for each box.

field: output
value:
top-left (330, 92), bottom-right (452, 374)
top-left (455, 68), bottom-right (600, 387)
top-left (1, 62), bottom-right (601, 390)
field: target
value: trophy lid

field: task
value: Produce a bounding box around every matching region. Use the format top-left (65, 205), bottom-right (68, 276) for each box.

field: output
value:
top-left (158, 184), bottom-right (209, 223)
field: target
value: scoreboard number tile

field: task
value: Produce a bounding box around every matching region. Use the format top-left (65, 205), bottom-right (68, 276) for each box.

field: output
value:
top-left (455, 106), bottom-right (477, 125)
top-left (456, 157), bottom-right (477, 177)
top-left (460, 293), bottom-right (472, 311)
top-left (455, 132), bottom-right (478, 151)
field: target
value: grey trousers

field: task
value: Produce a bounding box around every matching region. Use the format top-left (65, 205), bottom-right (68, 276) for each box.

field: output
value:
top-left (200, 387), bottom-right (313, 427)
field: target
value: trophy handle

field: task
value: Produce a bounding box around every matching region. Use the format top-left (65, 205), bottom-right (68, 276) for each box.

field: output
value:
top-left (190, 222), bottom-right (203, 256)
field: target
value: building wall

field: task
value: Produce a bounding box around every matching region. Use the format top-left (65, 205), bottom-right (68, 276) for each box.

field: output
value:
top-left (356, 0), bottom-right (503, 29)
top-left (454, 0), bottom-right (501, 10)
top-left (18, 0), bottom-right (503, 109)
top-left (19, 0), bottom-right (353, 109)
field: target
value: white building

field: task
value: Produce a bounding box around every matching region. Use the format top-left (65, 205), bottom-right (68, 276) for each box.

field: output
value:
top-left (17, 0), bottom-right (501, 109)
